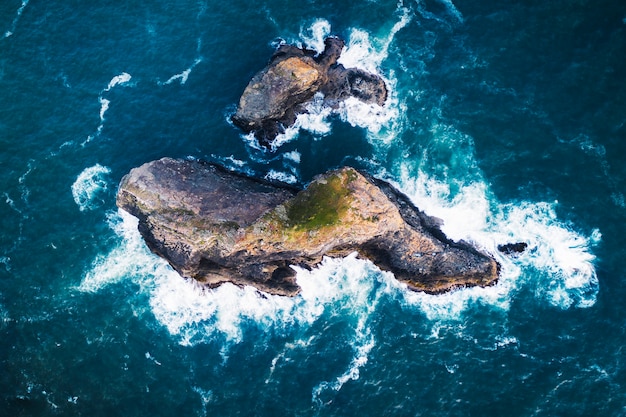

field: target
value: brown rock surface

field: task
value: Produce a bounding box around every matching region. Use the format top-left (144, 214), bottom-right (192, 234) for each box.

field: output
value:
top-left (231, 37), bottom-right (388, 147)
top-left (117, 158), bottom-right (499, 296)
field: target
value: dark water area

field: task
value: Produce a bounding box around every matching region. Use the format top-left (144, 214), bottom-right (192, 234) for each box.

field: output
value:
top-left (1, 0), bottom-right (626, 416)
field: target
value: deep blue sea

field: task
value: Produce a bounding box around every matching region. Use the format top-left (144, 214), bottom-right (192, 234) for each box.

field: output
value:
top-left (2, 0), bottom-right (626, 415)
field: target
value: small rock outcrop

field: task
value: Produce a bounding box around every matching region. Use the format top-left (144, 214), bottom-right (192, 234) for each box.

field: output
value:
top-left (231, 37), bottom-right (387, 147)
top-left (117, 158), bottom-right (499, 296)
top-left (498, 242), bottom-right (528, 255)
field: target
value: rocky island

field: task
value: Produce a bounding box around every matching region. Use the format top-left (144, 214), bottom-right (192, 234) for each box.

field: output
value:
top-left (117, 158), bottom-right (500, 296)
top-left (231, 36), bottom-right (387, 146)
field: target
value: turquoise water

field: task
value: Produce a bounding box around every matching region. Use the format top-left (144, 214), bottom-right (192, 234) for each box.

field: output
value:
top-left (1, 0), bottom-right (625, 415)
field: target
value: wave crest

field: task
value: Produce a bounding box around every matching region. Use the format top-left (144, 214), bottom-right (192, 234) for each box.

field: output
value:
top-left (71, 164), bottom-right (112, 211)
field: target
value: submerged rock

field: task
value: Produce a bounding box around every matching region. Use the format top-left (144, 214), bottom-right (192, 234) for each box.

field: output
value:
top-left (117, 158), bottom-right (499, 296)
top-left (231, 37), bottom-right (388, 147)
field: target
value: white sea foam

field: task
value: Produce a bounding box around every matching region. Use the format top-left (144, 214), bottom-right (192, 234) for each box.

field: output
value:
top-left (160, 58), bottom-right (203, 86)
top-left (71, 164), bottom-right (111, 211)
top-left (270, 93), bottom-right (333, 149)
top-left (0, 302), bottom-right (8, 326)
top-left (79, 163), bottom-right (599, 402)
top-left (240, 131), bottom-right (265, 152)
top-left (83, 73), bottom-right (132, 145)
top-left (3, 191), bottom-right (21, 215)
top-left (298, 19), bottom-right (332, 54)
top-left (18, 161), bottom-right (34, 204)
top-left (145, 351), bottom-right (162, 366)
top-left (282, 150), bottom-right (301, 164)
top-left (495, 202), bottom-right (599, 309)
top-left (335, 91), bottom-right (404, 145)
top-left (80, 210), bottom-right (303, 344)
top-left (265, 170), bottom-right (298, 184)
top-left (300, 259), bottom-right (384, 404)
top-left (98, 98), bottom-right (110, 121)
top-left (263, 11), bottom-right (410, 149)
top-left (104, 72), bottom-right (132, 91)
top-left (192, 385), bottom-right (214, 413)
top-left (394, 164), bottom-right (600, 314)
top-left (100, 73), bottom-right (132, 118)
top-left (79, 211), bottom-right (154, 292)
top-left (80, 210), bottom-right (392, 400)
top-left (337, 12), bottom-right (410, 74)
top-left (334, 9), bottom-right (411, 144)
top-left (211, 154), bottom-right (251, 173)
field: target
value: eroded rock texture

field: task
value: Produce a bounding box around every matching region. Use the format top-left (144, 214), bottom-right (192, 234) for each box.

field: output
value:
top-left (231, 37), bottom-right (387, 147)
top-left (117, 158), bottom-right (499, 296)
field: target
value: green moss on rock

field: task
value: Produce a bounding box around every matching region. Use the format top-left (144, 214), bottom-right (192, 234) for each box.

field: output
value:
top-left (285, 172), bottom-right (353, 231)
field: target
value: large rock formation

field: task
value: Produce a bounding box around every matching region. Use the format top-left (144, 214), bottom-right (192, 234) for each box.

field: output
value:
top-left (231, 37), bottom-right (387, 147)
top-left (117, 158), bottom-right (499, 296)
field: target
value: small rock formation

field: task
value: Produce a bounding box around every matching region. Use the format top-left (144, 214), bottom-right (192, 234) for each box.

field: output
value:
top-left (117, 158), bottom-right (499, 296)
top-left (231, 37), bottom-right (387, 147)
top-left (498, 242), bottom-right (528, 255)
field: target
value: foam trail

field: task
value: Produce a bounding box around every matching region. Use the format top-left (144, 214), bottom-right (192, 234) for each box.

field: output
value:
top-left (565, 133), bottom-right (624, 209)
top-left (71, 164), bottom-right (111, 211)
top-left (0, 302), bottom-right (9, 328)
top-left (100, 73), bottom-right (132, 119)
top-left (297, 256), bottom-right (393, 404)
top-left (3, 192), bottom-right (21, 215)
top-left (18, 161), bottom-right (34, 204)
top-left (160, 58), bottom-right (203, 85)
top-left (3, 0), bottom-right (29, 39)
top-left (104, 72), bottom-right (132, 91)
top-left (311, 306), bottom-right (377, 405)
top-left (3, 189), bottom-right (27, 257)
top-left (83, 73), bottom-right (132, 145)
top-left (98, 98), bottom-right (110, 121)
top-left (145, 352), bottom-right (162, 366)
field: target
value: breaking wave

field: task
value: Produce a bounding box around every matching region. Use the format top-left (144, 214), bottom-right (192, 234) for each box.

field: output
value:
top-left (395, 165), bottom-right (600, 313)
top-left (71, 164), bottom-right (112, 211)
top-left (79, 210), bottom-right (397, 400)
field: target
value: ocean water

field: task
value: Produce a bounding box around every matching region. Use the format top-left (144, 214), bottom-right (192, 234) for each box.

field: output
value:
top-left (1, 0), bottom-right (625, 415)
